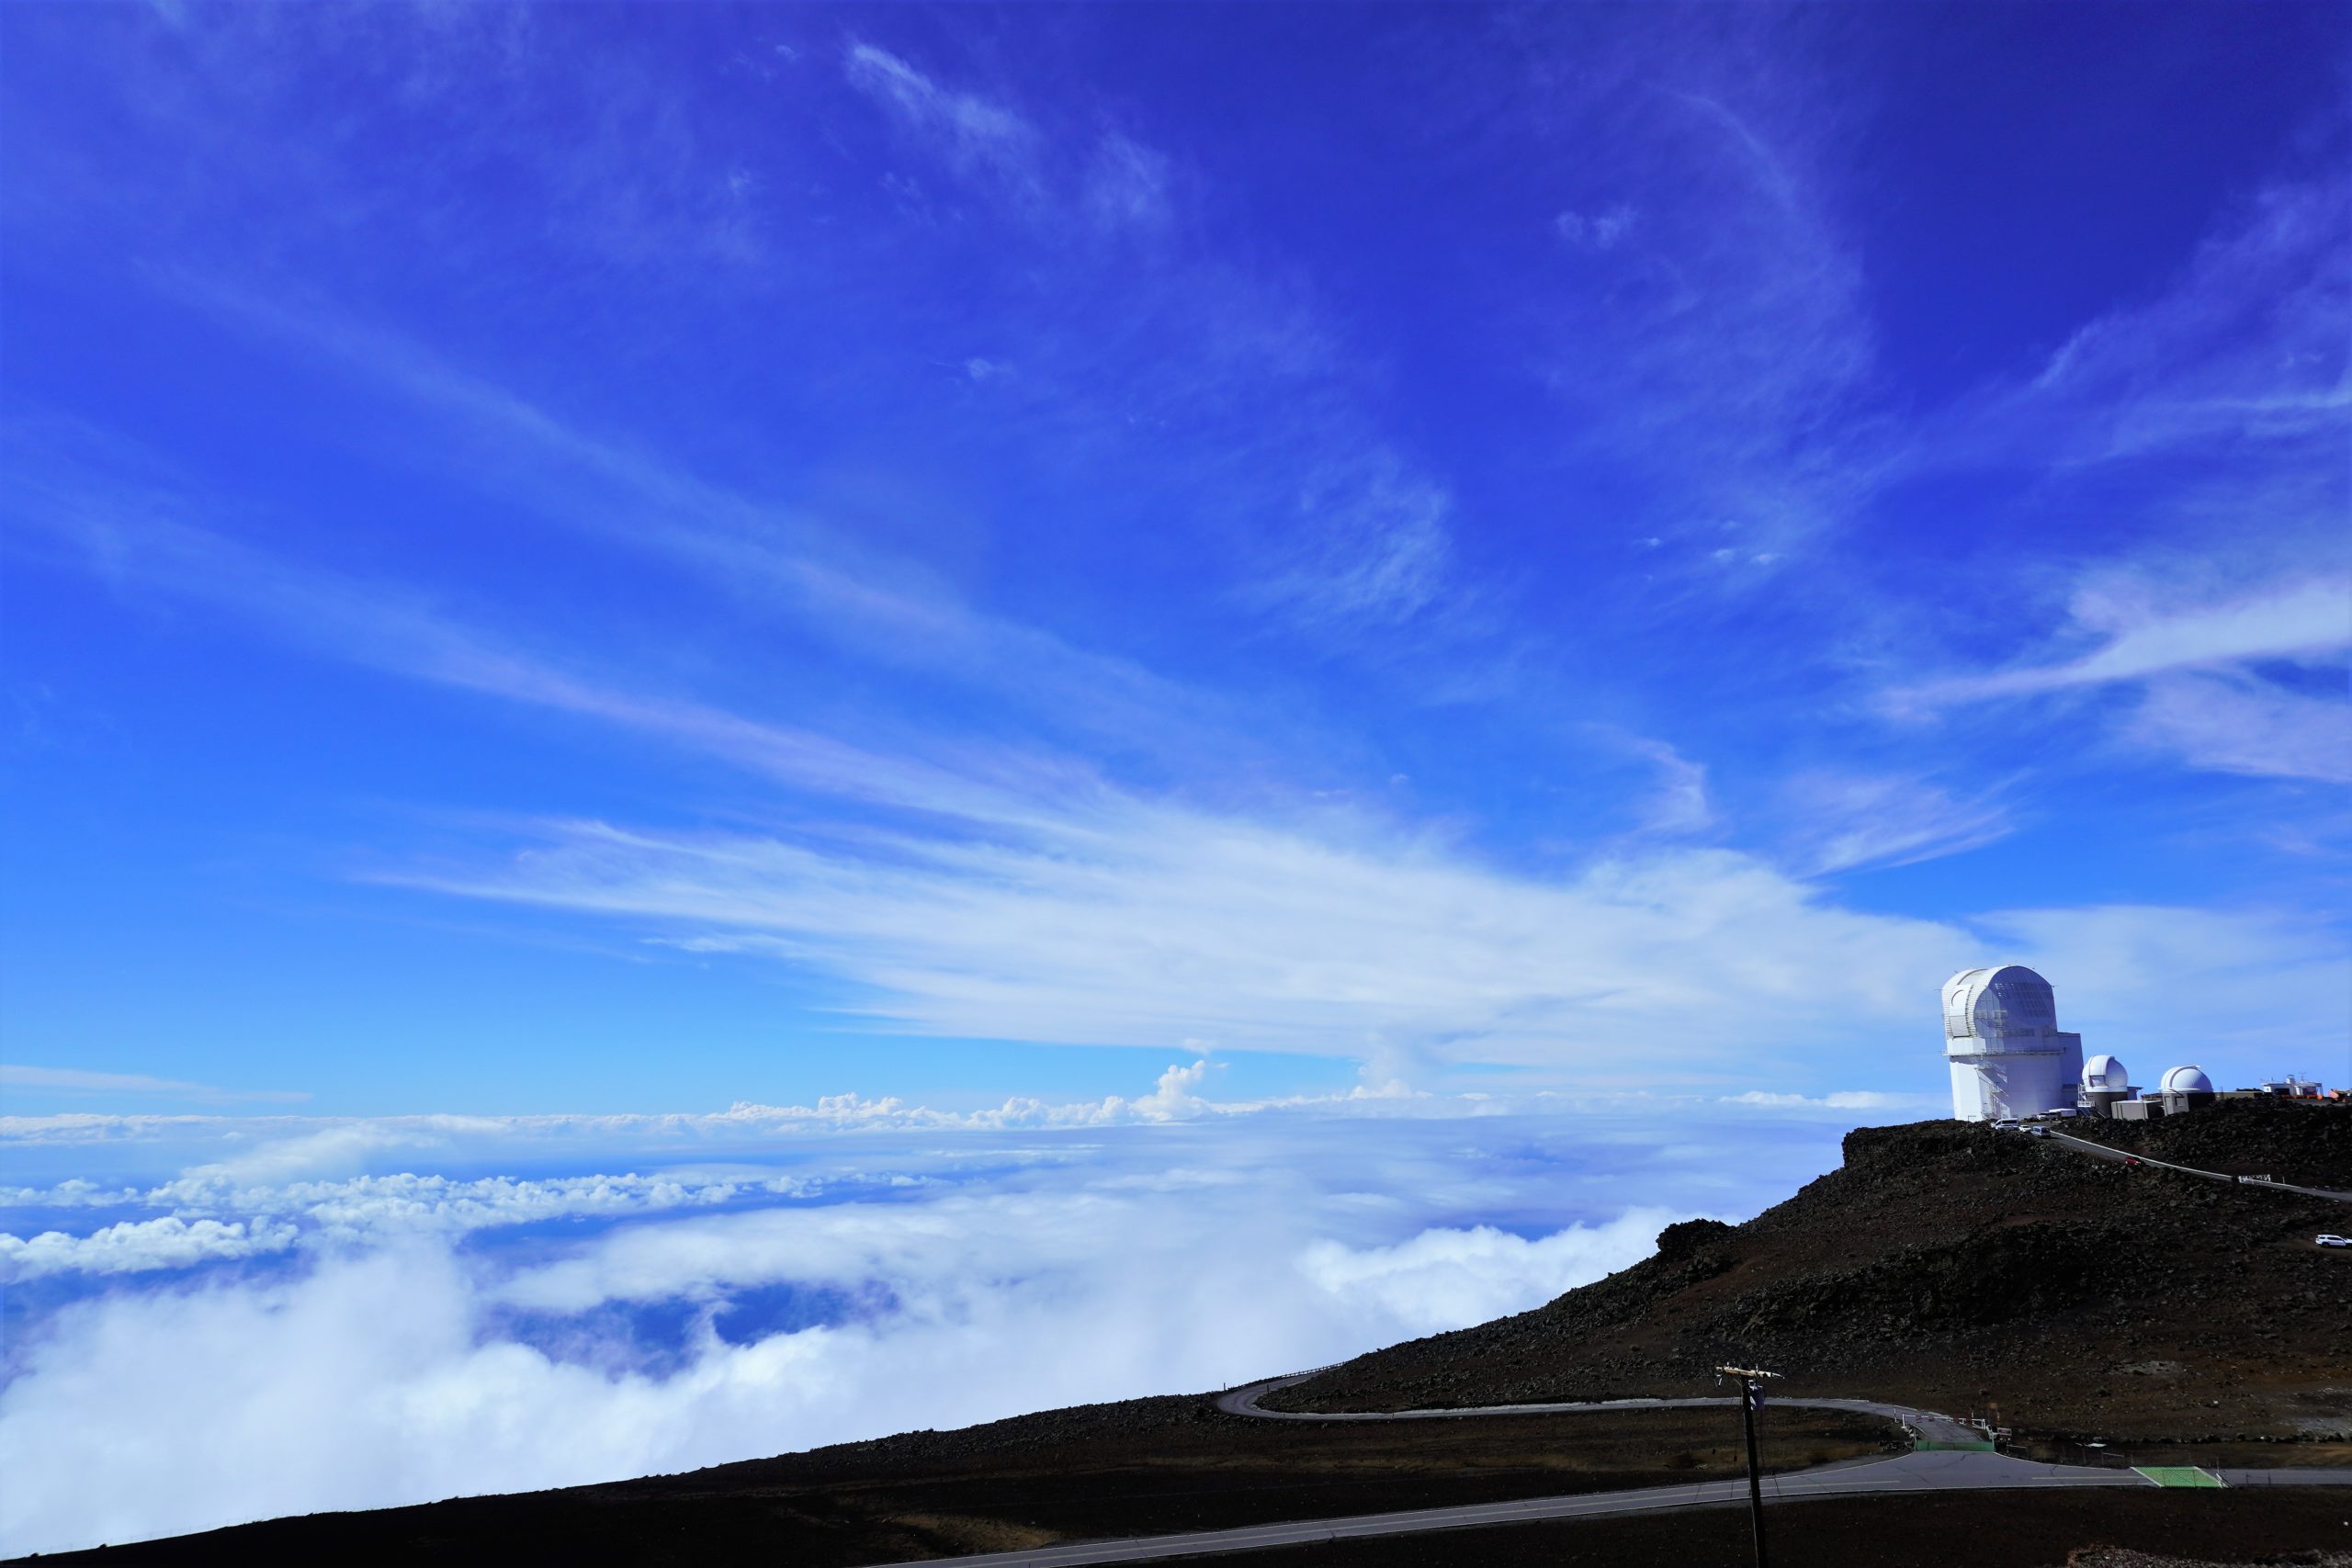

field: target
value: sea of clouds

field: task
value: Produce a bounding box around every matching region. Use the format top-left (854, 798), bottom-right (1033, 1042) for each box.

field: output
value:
top-left (0, 1068), bottom-right (1919, 1556)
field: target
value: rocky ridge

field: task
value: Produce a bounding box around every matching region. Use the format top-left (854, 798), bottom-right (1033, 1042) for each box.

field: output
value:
top-left (1272, 1111), bottom-right (2352, 1441)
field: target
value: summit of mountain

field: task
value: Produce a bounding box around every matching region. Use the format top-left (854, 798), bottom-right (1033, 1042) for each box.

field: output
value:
top-left (1270, 1109), bottom-right (2352, 1444)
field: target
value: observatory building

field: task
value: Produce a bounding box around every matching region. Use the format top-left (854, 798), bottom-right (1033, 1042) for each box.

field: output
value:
top-left (1937, 973), bottom-right (2334, 1122)
top-left (2109, 1065), bottom-right (2219, 1121)
top-left (2078, 1054), bottom-right (2136, 1117)
top-left (1942, 964), bottom-right (2085, 1122)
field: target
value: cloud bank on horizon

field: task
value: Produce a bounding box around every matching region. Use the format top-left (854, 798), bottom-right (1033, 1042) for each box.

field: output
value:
top-left (0, 1091), bottom-right (1872, 1556)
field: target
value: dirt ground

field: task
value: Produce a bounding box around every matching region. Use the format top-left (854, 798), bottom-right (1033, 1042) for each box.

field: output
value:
top-left (33, 1473), bottom-right (2350, 1567)
top-left (1248, 1490), bottom-right (2352, 1568)
top-left (21, 1404), bottom-right (1894, 1565)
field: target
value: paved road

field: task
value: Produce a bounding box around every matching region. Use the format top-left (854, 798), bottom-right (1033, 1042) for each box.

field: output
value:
top-left (859, 1375), bottom-right (2352, 1568)
top-left (2037, 1127), bottom-right (2352, 1202)
top-left (1217, 1372), bottom-right (1989, 1446)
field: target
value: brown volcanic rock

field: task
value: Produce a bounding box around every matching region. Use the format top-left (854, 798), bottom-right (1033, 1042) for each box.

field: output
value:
top-left (2062, 1097), bottom-right (2352, 1187)
top-left (1272, 1118), bottom-right (2352, 1440)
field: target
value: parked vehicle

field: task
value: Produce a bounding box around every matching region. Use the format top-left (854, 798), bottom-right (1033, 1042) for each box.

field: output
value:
top-left (1993, 1118), bottom-right (2020, 1132)
top-left (2026, 1125), bottom-right (2051, 1138)
top-left (2122, 1156), bottom-right (2143, 1167)
top-left (2316, 1235), bottom-right (2351, 1248)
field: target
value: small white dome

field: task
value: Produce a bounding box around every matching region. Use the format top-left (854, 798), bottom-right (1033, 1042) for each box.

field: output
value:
top-left (2160, 1065), bottom-right (2214, 1094)
top-left (2083, 1054), bottom-right (2130, 1090)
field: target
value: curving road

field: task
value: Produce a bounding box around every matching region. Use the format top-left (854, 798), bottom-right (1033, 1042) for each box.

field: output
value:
top-left (2036, 1126), bottom-right (2352, 1202)
top-left (1217, 1371), bottom-right (1990, 1446)
top-left (861, 1374), bottom-right (2352, 1568)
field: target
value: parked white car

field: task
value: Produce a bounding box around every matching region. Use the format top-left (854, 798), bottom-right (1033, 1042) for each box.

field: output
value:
top-left (2316, 1235), bottom-right (2351, 1248)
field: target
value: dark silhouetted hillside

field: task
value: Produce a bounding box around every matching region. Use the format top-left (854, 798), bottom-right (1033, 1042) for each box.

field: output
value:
top-left (1272, 1115), bottom-right (2352, 1443)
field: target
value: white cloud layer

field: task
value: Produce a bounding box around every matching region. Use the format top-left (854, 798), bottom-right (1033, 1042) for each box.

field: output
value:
top-left (1295, 1211), bottom-right (1677, 1337)
top-left (1719, 1090), bottom-right (1939, 1111)
top-left (7, 1212), bottom-right (1647, 1555)
top-left (0, 1069), bottom-right (1840, 1286)
top-left (0, 1107), bottom-right (1783, 1557)
top-left (0, 1216), bottom-right (300, 1279)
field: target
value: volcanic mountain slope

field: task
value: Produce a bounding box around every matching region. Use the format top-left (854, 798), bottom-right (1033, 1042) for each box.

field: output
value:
top-left (2064, 1093), bottom-right (2352, 1185)
top-left (1273, 1111), bottom-right (2352, 1443)
top-left (25, 1400), bottom-right (1902, 1566)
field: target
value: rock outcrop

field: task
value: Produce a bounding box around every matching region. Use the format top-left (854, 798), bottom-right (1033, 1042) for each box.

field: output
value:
top-left (1272, 1113), bottom-right (2352, 1441)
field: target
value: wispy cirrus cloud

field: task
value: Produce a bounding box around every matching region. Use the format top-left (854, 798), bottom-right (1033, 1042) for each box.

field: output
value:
top-left (842, 42), bottom-right (1045, 197)
top-left (1957, 175), bottom-right (2350, 471)
top-left (5, 458), bottom-right (1075, 830)
top-left (1084, 131), bottom-right (1173, 230)
top-left (114, 288), bottom-right (1241, 773)
top-left (3, 4), bottom-right (773, 279)
top-left (1866, 163), bottom-right (2349, 794)
top-left (840, 40), bottom-right (1173, 236)
top-left (2128, 671), bottom-right (2352, 786)
top-left (0, 1065), bottom-right (309, 1106)
top-left (1246, 457), bottom-right (1460, 633)
top-left (1890, 572), bottom-right (2349, 784)
top-left (1630, 739), bottom-right (1715, 837)
top-left (829, 39), bottom-right (1470, 649)
top-left (1902, 576), bottom-right (2348, 705)
top-left (1973, 901), bottom-right (2348, 1061)
top-left (14, 448), bottom-right (2338, 1084)
top-left (11, 445), bottom-right (2340, 1085)
top-left (1509, 20), bottom-right (1883, 570)
top-left (398, 813), bottom-right (1973, 1070)
top-left (391, 799), bottom-right (2348, 1086)
top-left (1774, 772), bottom-right (2014, 875)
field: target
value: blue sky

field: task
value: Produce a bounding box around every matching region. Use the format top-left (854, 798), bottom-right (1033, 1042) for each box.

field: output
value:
top-left (4, 4), bottom-right (2348, 1113)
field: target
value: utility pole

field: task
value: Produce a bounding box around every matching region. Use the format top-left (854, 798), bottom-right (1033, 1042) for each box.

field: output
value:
top-left (1716, 1364), bottom-right (1781, 1568)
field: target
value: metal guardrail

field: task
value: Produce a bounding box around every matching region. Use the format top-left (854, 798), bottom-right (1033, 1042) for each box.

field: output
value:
top-left (2038, 1129), bottom-right (2352, 1203)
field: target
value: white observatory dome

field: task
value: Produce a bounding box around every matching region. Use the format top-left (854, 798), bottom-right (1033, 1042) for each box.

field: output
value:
top-left (1941, 965), bottom-right (2060, 1042)
top-left (2082, 1054), bottom-right (2130, 1090)
top-left (2160, 1065), bottom-right (2214, 1094)
top-left (1941, 964), bottom-right (2085, 1122)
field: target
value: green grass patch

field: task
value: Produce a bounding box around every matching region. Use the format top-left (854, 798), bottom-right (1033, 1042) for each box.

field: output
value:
top-left (2133, 1466), bottom-right (2225, 1488)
